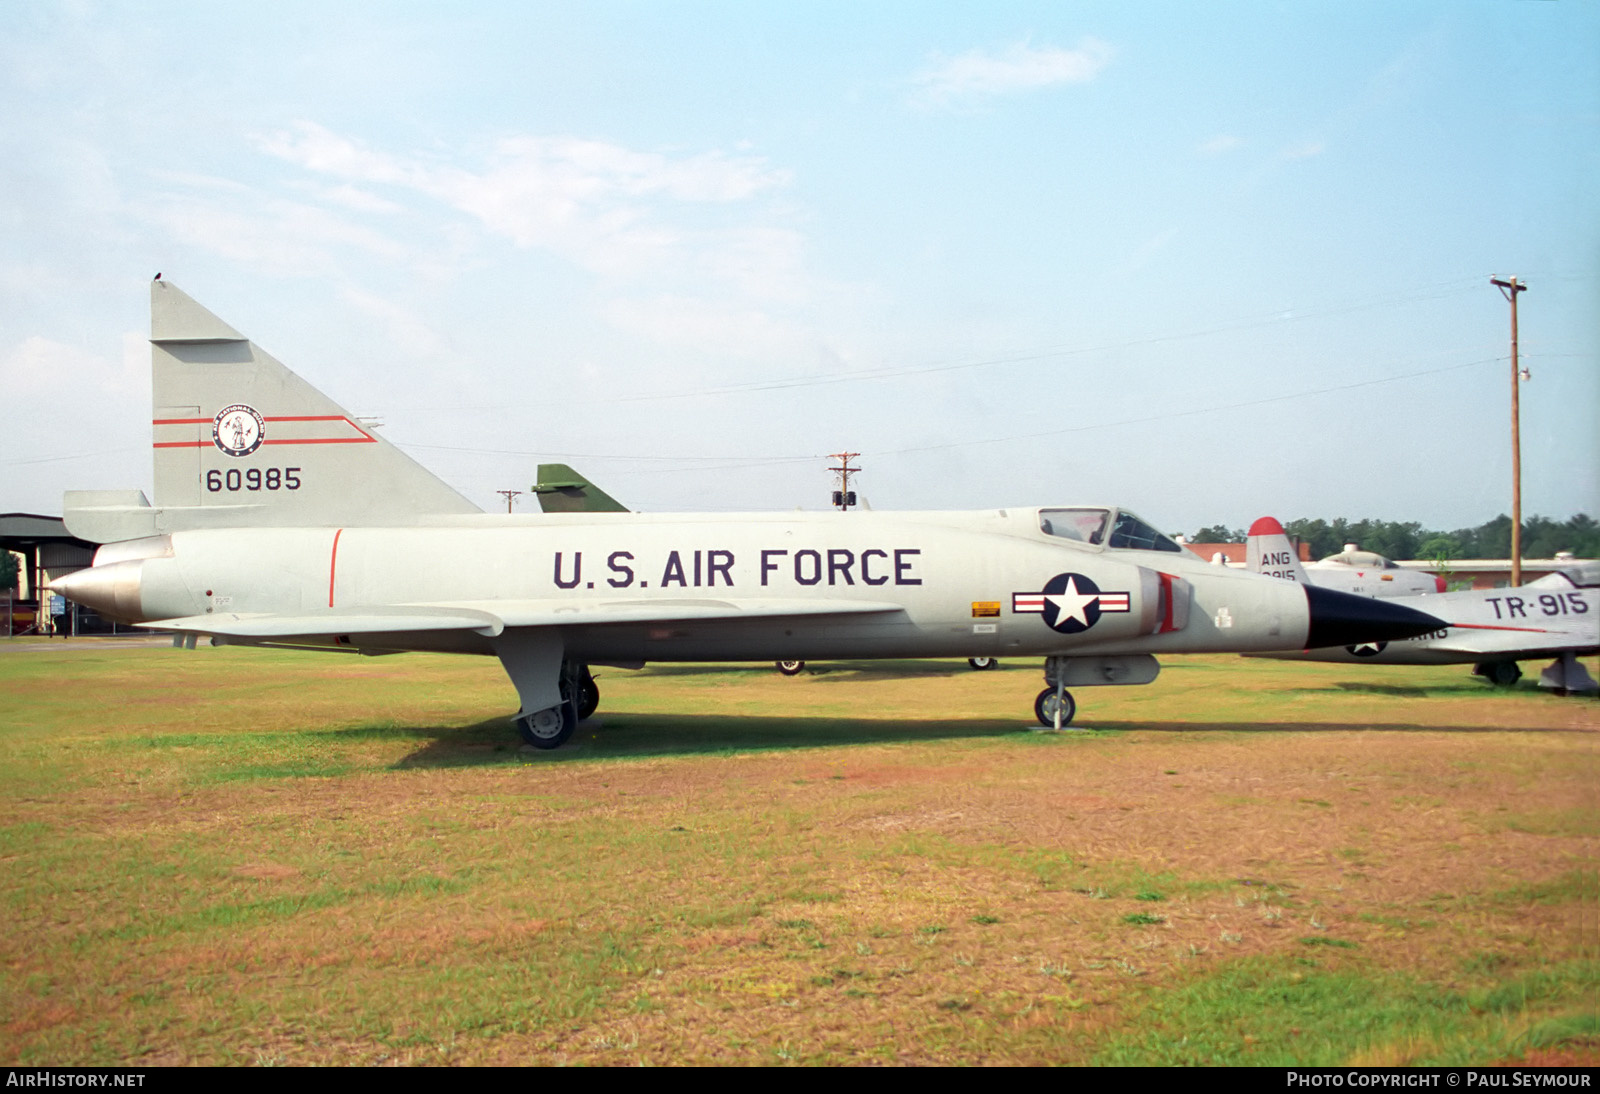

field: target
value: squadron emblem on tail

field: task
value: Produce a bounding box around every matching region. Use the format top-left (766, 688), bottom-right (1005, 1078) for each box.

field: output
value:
top-left (212, 404), bottom-right (265, 457)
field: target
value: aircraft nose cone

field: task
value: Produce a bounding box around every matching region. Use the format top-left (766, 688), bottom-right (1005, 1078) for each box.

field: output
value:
top-left (48, 560), bottom-right (146, 621)
top-left (1302, 585), bottom-right (1446, 649)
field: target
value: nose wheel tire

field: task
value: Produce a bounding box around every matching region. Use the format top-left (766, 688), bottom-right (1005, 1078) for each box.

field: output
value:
top-left (1034, 687), bottom-right (1076, 728)
top-left (776, 660), bottom-right (806, 676)
top-left (516, 702), bottom-right (577, 749)
top-left (968, 657), bottom-right (998, 670)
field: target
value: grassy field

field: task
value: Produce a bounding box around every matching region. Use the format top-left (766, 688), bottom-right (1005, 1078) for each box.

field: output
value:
top-left (1, 639), bottom-right (1595, 1065)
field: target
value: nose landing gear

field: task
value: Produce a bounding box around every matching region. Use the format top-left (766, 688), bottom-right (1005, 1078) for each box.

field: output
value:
top-left (1034, 685), bottom-right (1076, 728)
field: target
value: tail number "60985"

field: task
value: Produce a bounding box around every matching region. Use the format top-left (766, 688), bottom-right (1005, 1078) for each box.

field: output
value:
top-left (204, 467), bottom-right (302, 492)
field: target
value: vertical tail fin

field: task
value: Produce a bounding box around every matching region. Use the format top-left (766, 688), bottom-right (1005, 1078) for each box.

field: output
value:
top-left (531, 464), bottom-right (629, 513)
top-left (149, 279), bottom-right (480, 527)
top-left (1245, 516), bottom-right (1309, 583)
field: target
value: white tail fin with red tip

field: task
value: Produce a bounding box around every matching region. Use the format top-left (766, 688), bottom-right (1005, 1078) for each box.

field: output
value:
top-left (1244, 517), bottom-right (1309, 583)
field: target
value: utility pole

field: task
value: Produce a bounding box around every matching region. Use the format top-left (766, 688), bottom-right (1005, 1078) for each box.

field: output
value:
top-left (496, 489), bottom-right (522, 514)
top-left (1490, 276), bottom-right (1528, 586)
top-left (828, 451), bottom-right (860, 511)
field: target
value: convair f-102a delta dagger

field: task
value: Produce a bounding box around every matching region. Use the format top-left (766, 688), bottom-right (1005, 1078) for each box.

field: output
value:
top-left (50, 280), bottom-right (1448, 746)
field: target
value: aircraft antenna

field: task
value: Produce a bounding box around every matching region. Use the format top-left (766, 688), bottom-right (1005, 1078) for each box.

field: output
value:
top-left (828, 451), bottom-right (860, 511)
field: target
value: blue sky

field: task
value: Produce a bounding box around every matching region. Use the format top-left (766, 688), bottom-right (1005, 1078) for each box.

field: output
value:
top-left (3, 1), bottom-right (1595, 536)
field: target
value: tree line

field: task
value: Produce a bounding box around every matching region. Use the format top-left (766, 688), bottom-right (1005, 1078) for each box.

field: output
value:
top-left (1187, 514), bottom-right (1600, 562)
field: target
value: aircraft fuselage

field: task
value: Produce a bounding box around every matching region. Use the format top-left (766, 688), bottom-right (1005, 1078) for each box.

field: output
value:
top-left (77, 508), bottom-right (1322, 663)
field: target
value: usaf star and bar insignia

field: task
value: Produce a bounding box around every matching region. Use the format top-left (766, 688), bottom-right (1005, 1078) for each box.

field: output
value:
top-left (1013, 572), bottom-right (1131, 634)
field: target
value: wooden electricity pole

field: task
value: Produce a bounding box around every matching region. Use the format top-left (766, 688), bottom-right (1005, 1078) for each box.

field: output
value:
top-left (828, 452), bottom-right (860, 511)
top-left (1490, 276), bottom-right (1528, 586)
top-left (496, 489), bottom-right (522, 513)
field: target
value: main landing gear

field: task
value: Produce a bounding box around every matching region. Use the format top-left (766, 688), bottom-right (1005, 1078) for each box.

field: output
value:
top-left (968, 657), bottom-right (999, 670)
top-left (1473, 660), bottom-right (1522, 688)
top-left (575, 663), bottom-right (599, 720)
top-left (514, 662), bottom-right (599, 750)
top-left (775, 659), bottom-right (806, 675)
top-left (516, 702), bottom-right (576, 749)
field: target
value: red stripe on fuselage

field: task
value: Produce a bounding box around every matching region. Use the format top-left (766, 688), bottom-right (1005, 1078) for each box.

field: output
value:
top-left (328, 528), bottom-right (344, 608)
top-left (1446, 622), bottom-right (1553, 634)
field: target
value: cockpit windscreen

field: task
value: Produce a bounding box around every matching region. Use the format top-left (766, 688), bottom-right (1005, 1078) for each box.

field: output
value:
top-left (1107, 510), bottom-right (1184, 553)
top-left (1039, 508), bottom-right (1184, 552)
top-left (1038, 508), bottom-right (1110, 544)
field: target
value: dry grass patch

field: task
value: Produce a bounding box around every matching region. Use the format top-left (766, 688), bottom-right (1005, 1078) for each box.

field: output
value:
top-left (1, 645), bottom-right (1595, 1064)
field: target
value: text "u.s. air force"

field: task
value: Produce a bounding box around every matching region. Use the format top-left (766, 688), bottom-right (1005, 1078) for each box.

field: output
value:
top-left (551, 549), bottom-right (923, 590)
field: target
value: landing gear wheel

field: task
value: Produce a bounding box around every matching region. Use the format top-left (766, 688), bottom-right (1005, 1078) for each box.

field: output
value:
top-left (968, 657), bottom-right (998, 670)
top-left (516, 701), bottom-right (577, 749)
top-left (1034, 687), bottom-right (1076, 728)
top-left (1475, 660), bottom-right (1522, 688)
top-left (776, 660), bottom-right (805, 676)
top-left (576, 665), bottom-right (599, 721)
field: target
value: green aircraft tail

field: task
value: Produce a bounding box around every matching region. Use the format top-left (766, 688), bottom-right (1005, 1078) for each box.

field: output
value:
top-left (532, 464), bottom-right (628, 513)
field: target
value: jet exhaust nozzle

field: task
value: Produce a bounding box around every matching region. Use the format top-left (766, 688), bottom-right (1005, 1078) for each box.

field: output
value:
top-left (1302, 585), bottom-right (1446, 649)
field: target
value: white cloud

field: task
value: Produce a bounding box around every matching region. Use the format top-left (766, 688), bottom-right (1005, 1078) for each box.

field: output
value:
top-left (911, 38), bottom-right (1113, 108)
top-left (1123, 227), bottom-right (1180, 274)
top-left (703, 226), bottom-right (811, 304)
top-left (255, 123), bottom-right (417, 187)
top-left (314, 184), bottom-right (405, 215)
top-left (1199, 135), bottom-right (1243, 156)
top-left (3, 335), bottom-right (95, 397)
top-left (144, 188), bottom-right (411, 277)
top-left (1, 332), bottom-right (141, 398)
top-left (601, 294), bottom-right (803, 361)
top-left (119, 330), bottom-right (147, 389)
top-left (338, 285), bottom-right (457, 365)
top-left (255, 122), bottom-right (794, 281)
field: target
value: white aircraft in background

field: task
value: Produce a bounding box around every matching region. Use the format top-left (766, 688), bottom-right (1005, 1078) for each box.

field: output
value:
top-left (1244, 517), bottom-right (1444, 597)
top-left (1243, 517), bottom-right (1598, 691)
top-left (49, 280), bottom-right (1449, 745)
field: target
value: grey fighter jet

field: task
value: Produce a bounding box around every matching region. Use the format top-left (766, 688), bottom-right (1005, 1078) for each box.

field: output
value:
top-left (51, 281), bottom-right (1447, 746)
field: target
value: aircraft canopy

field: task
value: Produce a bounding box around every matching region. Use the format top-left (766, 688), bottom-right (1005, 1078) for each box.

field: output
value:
top-left (1038, 508), bottom-right (1184, 553)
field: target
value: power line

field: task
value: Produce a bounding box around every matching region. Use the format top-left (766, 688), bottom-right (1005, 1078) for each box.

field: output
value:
top-left (391, 276), bottom-right (1505, 416)
top-left (868, 356), bottom-right (1509, 462)
top-left (602, 277), bottom-right (1492, 405)
top-left (390, 352), bottom-right (1510, 470)
top-left (0, 348), bottom-right (1547, 471)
